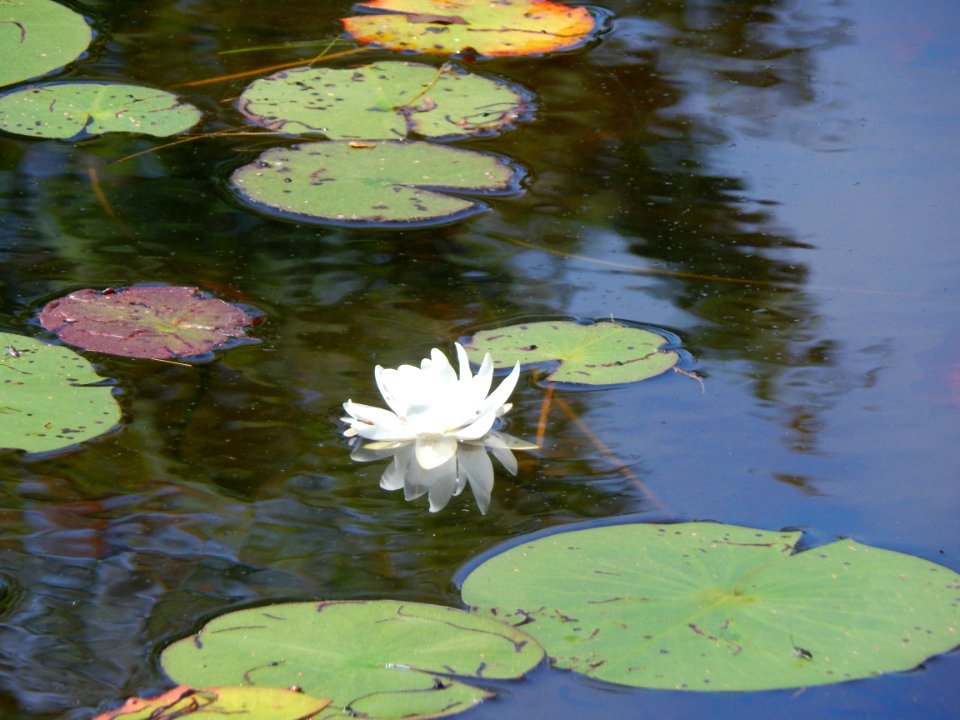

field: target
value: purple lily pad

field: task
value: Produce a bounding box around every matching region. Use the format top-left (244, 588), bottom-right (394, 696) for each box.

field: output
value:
top-left (38, 286), bottom-right (260, 360)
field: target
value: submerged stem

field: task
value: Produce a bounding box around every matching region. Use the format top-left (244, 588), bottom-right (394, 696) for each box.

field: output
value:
top-left (554, 395), bottom-right (665, 511)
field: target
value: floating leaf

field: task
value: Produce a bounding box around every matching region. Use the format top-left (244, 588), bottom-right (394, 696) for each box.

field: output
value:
top-left (464, 320), bottom-right (679, 385)
top-left (161, 600), bottom-right (544, 720)
top-left (0, 0), bottom-right (92, 88)
top-left (0, 332), bottom-right (120, 454)
top-left (460, 521), bottom-right (960, 691)
top-left (230, 140), bottom-right (523, 228)
top-left (238, 61), bottom-right (531, 140)
top-left (342, 0), bottom-right (597, 57)
top-left (0, 82), bottom-right (201, 139)
top-left (38, 286), bottom-right (259, 360)
top-left (94, 685), bottom-right (331, 720)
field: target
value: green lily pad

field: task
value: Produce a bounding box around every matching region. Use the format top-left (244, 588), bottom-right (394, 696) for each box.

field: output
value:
top-left (0, 332), bottom-right (121, 454)
top-left (342, 0), bottom-right (597, 57)
top-left (230, 140), bottom-right (523, 228)
top-left (238, 61), bottom-right (531, 140)
top-left (161, 600), bottom-right (544, 720)
top-left (463, 320), bottom-right (680, 385)
top-left (0, 0), bottom-right (92, 88)
top-left (0, 82), bottom-right (202, 139)
top-left (460, 522), bottom-right (960, 691)
top-left (94, 685), bottom-right (331, 720)
top-left (38, 286), bottom-right (259, 360)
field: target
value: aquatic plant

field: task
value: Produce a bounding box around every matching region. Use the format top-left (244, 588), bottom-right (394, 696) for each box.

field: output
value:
top-left (342, 342), bottom-right (534, 511)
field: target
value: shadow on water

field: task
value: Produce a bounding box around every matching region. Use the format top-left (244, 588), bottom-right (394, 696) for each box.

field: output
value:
top-left (0, 0), bottom-right (958, 718)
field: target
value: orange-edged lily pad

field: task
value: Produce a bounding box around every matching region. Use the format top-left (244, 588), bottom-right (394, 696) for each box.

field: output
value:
top-left (93, 685), bottom-right (331, 720)
top-left (341, 0), bottom-right (598, 57)
top-left (38, 286), bottom-right (260, 361)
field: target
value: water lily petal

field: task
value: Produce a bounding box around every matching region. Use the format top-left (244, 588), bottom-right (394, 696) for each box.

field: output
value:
top-left (351, 439), bottom-right (412, 463)
top-left (469, 351), bottom-right (494, 406)
top-left (427, 460), bottom-right (460, 512)
top-left (357, 439), bottom-right (414, 451)
top-left (451, 405), bottom-right (500, 441)
top-left (342, 400), bottom-right (413, 441)
top-left (405, 453), bottom-right (457, 507)
top-left (484, 430), bottom-right (539, 451)
top-left (462, 431), bottom-right (531, 474)
top-left (454, 343), bottom-right (493, 409)
top-left (480, 361), bottom-right (521, 416)
top-left (380, 465), bottom-right (405, 490)
top-left (344, 344), bottom-right (532, 512)
top-left (458, 444), bottom-right (494, 514)
top-left (380, 446), bottom-right (415, 490)
top-left (453, 364), bottom-right (519, 440)
top-left (489, 443), bottom-right (518, 475)
top-left (415, 435), bottom-right (458, 469)
top-left (455, 342), bottom-right (472, 385)
top-left (376, 365), bottom-right (412, 417)
top-left (401, 452), bottom-right (432, 500)
top-left (426, 347), bottom-right (458, 387)
top-left (403, 399), bottom-right (450, 432)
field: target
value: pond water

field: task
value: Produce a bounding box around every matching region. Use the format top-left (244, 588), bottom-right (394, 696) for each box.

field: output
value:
top-left (1, 0), bottom-right (959, 718)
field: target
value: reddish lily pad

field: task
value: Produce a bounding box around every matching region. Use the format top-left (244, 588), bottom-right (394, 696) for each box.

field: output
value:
top-left (341, 0), bottom-right (598, 58)
top-left (38, 286), bottom-right (259, 361)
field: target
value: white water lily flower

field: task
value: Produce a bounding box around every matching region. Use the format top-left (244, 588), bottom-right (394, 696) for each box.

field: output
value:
top-left (342, 343), bottom-right (534, 513)
top-left (342, 342), bottom-right (521, 469)
top-left (351, 431), bottom-right (536, 513)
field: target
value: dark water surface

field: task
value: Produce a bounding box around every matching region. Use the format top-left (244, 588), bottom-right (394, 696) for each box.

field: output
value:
top-left (1, 1), bottom-right (958, 718)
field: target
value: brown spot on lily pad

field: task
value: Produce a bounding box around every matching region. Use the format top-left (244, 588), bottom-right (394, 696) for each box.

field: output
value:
top-left (38, 286), bottom-right (260, 361)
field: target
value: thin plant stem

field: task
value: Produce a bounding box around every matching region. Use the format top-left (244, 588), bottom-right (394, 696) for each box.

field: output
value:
top-left (85, 160), bottom-right (137, 238)
top-left (554, 394), bottom-right (666, 511)
top-left (172, 46), bottom-right (370, 88)
top-left (86, 164), bottom-right (121, 221)
top-left (112, 128), bottom-right (276, 164)
top-left (400, 62), bottom-right (452, 108)
top-left (536, 383), bottom-right (554, 448)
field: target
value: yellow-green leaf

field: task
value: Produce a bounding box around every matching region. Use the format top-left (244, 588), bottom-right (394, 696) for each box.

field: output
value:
top-left (94, 685), bottom-right (331, 720)
top-left (341, 0), bottom-right (598, 57)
